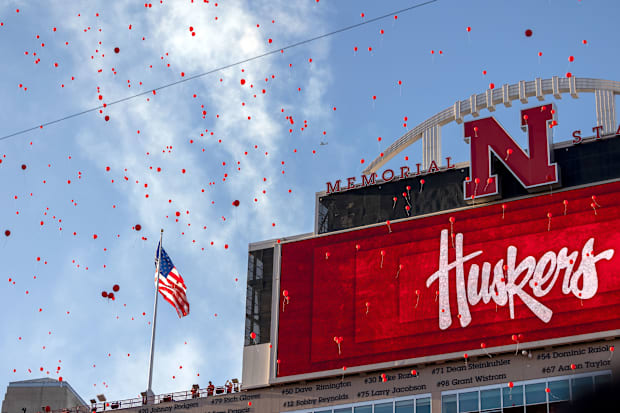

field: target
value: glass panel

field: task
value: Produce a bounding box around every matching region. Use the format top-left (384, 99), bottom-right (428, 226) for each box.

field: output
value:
top-left (458, 391), bottom-right (479, 412)
top-left (571, 376), bottom-right (593, 400)
top-left (335, 408), bottom-right (352, 413)
top-left (548, 379), bottom-right (570, 402)
top-left (594, 374), bottom-right (612, 391)
top-left (503, 385), bottom-right (523, 408)
top-left (374, 402), bottom-right (393, 413)
top-left (525, 382), bottom-right (546, 405)
top-left (416, 397), bottom-right (431, 413)
top-left (395, 399), bottom-right (413, 413)
top-left (480, 388), bottom-right (501, 410)
top-left (354, 406), bottom-right (372, 413)
top-left (442, 394), bottom-right (457, 413)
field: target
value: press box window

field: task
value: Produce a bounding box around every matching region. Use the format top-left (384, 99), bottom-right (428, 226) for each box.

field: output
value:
top-left (244, 247), bottom-right (273, 346)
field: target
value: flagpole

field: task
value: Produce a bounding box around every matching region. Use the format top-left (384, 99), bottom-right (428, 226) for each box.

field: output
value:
top-left (147, 229), bottom-right (164, 399)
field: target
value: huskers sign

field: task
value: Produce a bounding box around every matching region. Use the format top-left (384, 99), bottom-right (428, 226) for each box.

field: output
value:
top-left (278, 179), bottom-right (620, 377)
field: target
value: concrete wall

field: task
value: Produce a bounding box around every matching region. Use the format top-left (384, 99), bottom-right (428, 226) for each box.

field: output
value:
top-left (2, 379), bottom-right (87, 413)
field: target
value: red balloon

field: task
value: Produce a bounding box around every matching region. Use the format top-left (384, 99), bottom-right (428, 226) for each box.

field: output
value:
top-left (282, 290), bottom-right (289, 297)
top-left (135, 224), bottom-right (142, 231)
top-left (525, 29), bottom-right (532, 37)
top-left (108, 292), bottom-right (115, 300)
top-left (508, 381), bottom-right (514, 388)
top-left (420, 179), bottom-right (425, 184)
top-left (449, 217), bottom-right (455, 223)
top-left (101, 291), bottom-right (108, 298)
top-left (112, 284), bottom-right (120, 292)
top-left (240, 79), bottom-right (246, 85)
top-left (568, 55), bottom-right (574, 62)
top-left (232, 200), bottom-right (240, 207)
top-left (250, 332), bottom-right (256, 339)
top-left (21, 164), bottom-right (27, 170)
top-left (114, 47), bottom-right (120, 53)
top-left (4, 230), bottom-right (10, 236)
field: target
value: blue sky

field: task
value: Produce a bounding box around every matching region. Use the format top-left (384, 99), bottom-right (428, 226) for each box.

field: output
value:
top-left (1, 0), bottom-right (618, 403)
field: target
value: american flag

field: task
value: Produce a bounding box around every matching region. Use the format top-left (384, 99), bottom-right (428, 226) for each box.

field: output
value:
top-left (155, 242), bottom-right (189, 318)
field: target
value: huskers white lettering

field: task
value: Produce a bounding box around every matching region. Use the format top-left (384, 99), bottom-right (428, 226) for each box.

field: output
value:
top-left (426, 230), bottom-right (614, 330)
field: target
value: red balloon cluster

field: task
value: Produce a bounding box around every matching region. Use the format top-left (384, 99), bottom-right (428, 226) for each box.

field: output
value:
top-left (101, 284), bottom-right (120, 300)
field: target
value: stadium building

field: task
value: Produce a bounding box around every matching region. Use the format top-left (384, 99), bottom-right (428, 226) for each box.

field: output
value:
top-left (4, 76), bottom-right (620, 413)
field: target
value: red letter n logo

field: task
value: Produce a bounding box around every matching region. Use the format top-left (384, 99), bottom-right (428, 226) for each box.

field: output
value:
top-left (464, 104), bottom-right (559, 201)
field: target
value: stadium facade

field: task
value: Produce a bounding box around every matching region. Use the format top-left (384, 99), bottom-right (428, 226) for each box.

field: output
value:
top-left (4, 76), bottom-right (620, 413)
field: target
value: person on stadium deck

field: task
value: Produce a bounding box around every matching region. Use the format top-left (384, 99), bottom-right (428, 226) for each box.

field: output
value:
top-left (207, 381), bottom-right (215, 396)
top-left (225, 380), bottom-right (232, 394)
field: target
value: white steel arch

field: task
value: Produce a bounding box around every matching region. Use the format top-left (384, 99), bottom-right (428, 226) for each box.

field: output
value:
top-left (363, 76), bottom-right (620, 174)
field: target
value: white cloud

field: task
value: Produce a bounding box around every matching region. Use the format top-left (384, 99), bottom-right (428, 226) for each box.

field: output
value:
top-left (37, 0), bottom-right (331, 401)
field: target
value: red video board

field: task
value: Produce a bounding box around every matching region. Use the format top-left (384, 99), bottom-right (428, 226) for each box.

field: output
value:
top-left (277, 181), bottom-right (620, 378)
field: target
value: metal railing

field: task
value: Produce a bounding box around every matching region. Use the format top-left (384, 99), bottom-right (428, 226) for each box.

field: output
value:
top-left (39, 383), bottom-right (242, 413)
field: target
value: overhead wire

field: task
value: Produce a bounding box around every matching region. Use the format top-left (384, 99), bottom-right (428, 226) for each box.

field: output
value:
top-left (0, 0), bottom-right (438, 142)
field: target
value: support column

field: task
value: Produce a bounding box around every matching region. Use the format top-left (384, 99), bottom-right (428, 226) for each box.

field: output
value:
top-left (595, 89), bottom-right (617, 135)
top-left (422, 125), bottom-right (441, 170)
